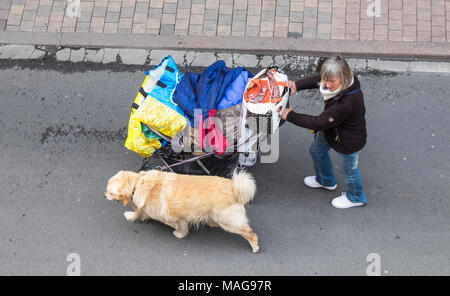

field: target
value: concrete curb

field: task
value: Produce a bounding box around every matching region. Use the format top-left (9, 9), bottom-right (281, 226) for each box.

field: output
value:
top-left (1, 31), bottom-right (450, 62)
top-left (1, 44), bottom-right (450, 74)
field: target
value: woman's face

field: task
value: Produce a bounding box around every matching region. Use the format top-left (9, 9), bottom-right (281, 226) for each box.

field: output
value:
top-left (323, 76), bottom-right (342, 92)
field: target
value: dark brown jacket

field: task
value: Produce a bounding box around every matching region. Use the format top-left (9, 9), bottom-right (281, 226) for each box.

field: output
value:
top-left (287, 74), bottom-right (367, 154)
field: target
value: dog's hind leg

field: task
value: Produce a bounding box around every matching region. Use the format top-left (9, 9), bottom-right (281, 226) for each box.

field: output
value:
top-left (238, 227), bottom-right (259, 253)
top-left (173, 220), bottom-right (189, 239)
top-left (160, 220), bottom-right (178, 230)
top-left (206, 217), bottom-right (219, 228)
top-left (220, 223), bottom-right (260, 253)
top-left (216, 205), bottom-right (260, 253)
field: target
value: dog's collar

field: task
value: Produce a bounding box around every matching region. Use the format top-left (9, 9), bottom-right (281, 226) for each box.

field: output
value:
top-left (131, 172), bottom-right (143, 199)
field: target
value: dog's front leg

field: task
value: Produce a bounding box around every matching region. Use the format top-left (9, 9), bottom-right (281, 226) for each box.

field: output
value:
top-left (173, 220), bottom-right (189, 239)
top-left (124, 211), bottom-right (139, 222)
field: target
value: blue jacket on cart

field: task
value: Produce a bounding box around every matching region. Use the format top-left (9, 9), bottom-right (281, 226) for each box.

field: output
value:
top-left (173, 60), bottom-right (252, 126)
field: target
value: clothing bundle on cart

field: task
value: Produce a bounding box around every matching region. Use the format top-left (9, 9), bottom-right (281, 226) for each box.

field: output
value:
top-left (124, 55), bottom-right (290, 176)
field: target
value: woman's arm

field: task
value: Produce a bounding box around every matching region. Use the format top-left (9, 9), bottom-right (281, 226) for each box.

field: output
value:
top-left (288, 75), bottom-right (321, 96)
top-left (294, 74), bottom-right (321, 92)
top-left (285, 102), bottom-right (351, 131)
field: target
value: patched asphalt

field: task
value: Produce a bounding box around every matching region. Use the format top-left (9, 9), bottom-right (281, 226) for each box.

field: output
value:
top-left (0, 59), bottom-right (449, 275)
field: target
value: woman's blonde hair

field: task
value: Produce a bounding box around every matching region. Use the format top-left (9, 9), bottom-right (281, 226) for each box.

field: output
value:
top-left (320, 55), bottom-right (354, 91)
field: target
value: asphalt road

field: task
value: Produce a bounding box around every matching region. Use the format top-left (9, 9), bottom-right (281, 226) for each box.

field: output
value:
top-left (0, 59), bottom-right (449, 276)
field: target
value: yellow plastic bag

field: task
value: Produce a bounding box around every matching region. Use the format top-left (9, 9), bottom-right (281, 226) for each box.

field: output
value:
top-left (124, 55), bottom-right (186, 157)
top-left (124, 76), bottom-right (162, 158)
top-left (125, 109), bottom-right (162, 158)
top-left (134, 95), bottom-right (187, 138)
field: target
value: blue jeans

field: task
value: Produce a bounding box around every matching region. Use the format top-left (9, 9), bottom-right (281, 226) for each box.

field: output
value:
top-left (309, 132), bottom-right (367, 204)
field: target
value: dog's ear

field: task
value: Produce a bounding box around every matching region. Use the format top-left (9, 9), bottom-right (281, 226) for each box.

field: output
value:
top-left (124, 171), bottom-right (140, 196)
top-left (118, 194), bottom-right (130, 206)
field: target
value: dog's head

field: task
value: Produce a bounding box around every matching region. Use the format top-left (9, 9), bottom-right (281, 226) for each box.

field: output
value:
top-left (104, 171), bottom-right (140, 206)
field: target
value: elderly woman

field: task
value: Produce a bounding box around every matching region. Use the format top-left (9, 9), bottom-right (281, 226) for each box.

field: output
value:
top-left (280, 56), bottom-right (367, 209)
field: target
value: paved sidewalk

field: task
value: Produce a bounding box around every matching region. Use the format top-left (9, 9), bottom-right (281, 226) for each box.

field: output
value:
top-left (0, 0), bottom-right (449, 60)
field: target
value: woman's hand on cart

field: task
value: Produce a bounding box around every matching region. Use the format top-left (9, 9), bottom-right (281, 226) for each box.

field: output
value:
top-left (277, 105), bottom-right (293, 120)
top-left (288, 80), bottom-right (297, 95)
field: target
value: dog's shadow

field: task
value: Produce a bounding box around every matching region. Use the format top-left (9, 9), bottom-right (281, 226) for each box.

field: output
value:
top-left (130, 218), bottom-right (261, 253)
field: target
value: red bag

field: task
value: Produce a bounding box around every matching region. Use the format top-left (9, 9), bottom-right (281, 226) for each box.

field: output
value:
top-left (244, 68), bottom-right (287, 104)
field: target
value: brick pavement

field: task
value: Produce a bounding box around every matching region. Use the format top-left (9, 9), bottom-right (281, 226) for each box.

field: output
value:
top-left (1, 0), bottom-right (449, 44)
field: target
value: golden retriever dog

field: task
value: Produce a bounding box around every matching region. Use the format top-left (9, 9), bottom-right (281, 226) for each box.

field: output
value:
top-left (104, 169), bottom-right (259, 253)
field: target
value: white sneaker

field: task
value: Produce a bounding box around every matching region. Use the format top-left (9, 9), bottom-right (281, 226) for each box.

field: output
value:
top-left (304, 176), bottom-right (337, 190)
top-left (331, 192), bottom-right (364, 209)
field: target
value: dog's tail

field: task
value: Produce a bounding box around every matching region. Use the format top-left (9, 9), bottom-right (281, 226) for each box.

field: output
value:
top-left (232, 169), bottom-right (256, 205)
